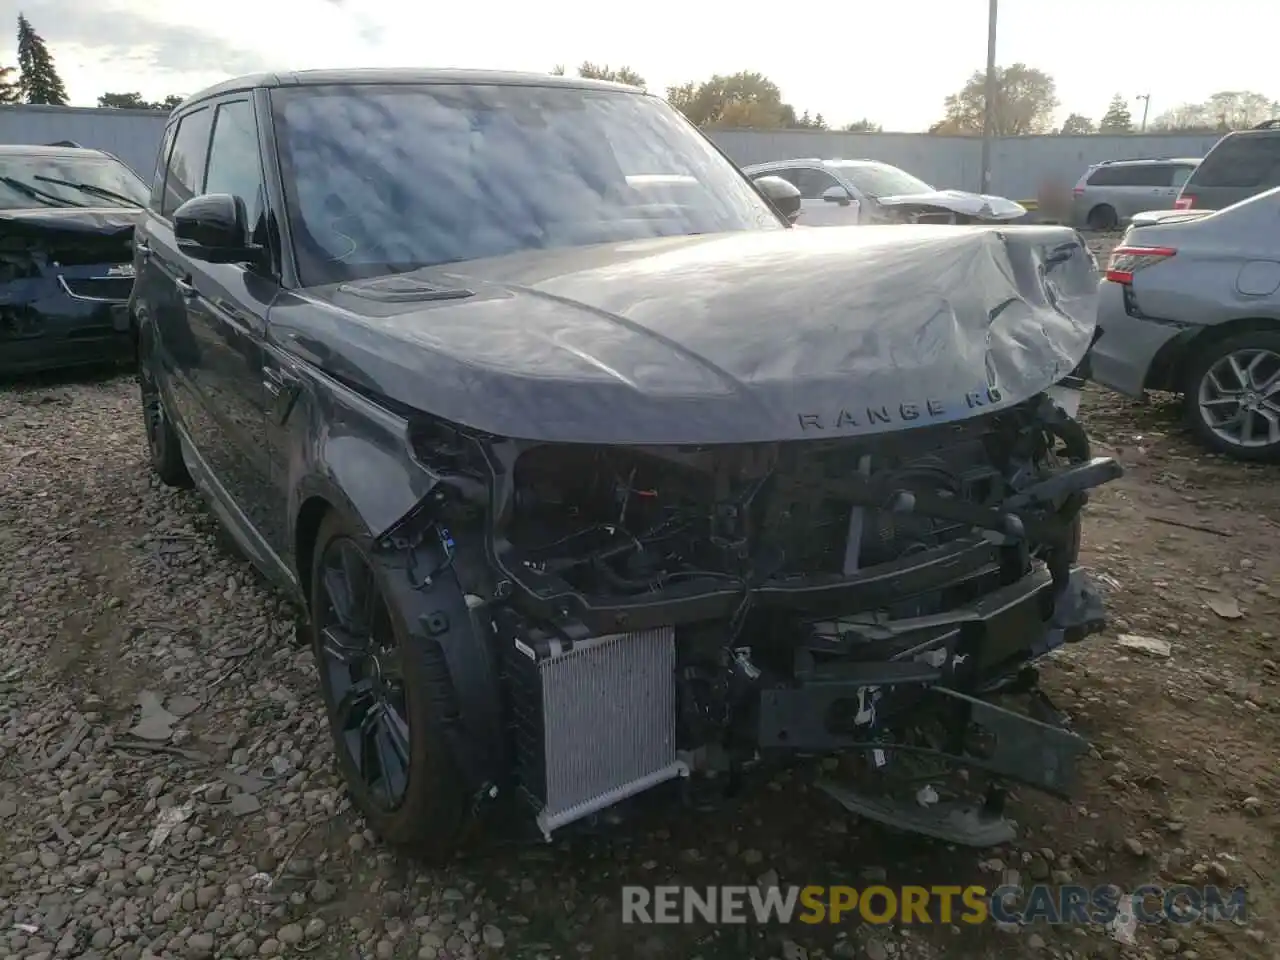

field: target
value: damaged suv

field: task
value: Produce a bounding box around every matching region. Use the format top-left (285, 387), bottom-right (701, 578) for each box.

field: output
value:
top-left (0, 144), bottom-right (147, 376)
top-left (133, 68), bottom-right (1119, 858)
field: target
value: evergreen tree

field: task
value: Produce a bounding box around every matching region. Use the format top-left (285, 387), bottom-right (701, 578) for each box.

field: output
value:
top-left (17, 14), bottom-right (69, 106)
top-left (1099, 94), bottom-right (1133, 133)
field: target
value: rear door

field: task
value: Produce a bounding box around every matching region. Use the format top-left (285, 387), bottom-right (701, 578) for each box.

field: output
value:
top-left (1179, 132), bottom-right (1280, 210)
top-left (135, 105), bottom-right (214, 446)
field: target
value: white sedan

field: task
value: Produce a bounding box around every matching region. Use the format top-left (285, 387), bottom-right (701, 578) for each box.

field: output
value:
top-left (742, 157), bottom-right (1026, 227)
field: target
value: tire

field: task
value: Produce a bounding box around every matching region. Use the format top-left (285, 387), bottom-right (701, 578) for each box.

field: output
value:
top-left (308, 510), bottom-right (469, 858)
top-left (1086, 204), bottom-right (1118, 231)
top-left (138, 338), bottom-right (193, 488)
top-left (1182, 331), bottom-right (1280, 462)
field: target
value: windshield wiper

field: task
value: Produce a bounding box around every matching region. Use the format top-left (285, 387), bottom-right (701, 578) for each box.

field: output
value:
top-left (0, 175), bottom-right (87, 208)
top-left (33, 174), bottom-right (143, 208)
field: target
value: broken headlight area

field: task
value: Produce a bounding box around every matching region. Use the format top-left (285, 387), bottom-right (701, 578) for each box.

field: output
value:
top-left (401, 392), bottom-right (1120, 846)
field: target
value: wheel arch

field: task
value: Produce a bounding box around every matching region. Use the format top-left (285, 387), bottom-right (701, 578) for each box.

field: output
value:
top-left (1145, 316), bottom-right (1280, 393)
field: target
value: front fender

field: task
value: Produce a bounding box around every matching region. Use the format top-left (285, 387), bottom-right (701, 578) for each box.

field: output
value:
top-left (286, 358), bottom-right (439, 552)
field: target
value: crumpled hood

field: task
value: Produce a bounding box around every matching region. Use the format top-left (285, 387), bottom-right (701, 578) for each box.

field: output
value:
top-left (876, 190), bottom-right (1027, 221)
top-left (0, 206), bottom-right (139, 244)
top-left (271, 224), bottom-right (1098, 445)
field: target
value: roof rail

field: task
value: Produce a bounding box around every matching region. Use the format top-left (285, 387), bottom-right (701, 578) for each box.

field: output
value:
top-left (1251, 119), bottom-right (1280, 130)
top-left (45, 140), bottom-right (81, 147)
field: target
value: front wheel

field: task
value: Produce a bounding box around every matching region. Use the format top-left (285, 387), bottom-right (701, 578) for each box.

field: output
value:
top-left (1183, 331), bottom-right (1280, 462)
top-left (309, 510), bottom-right (469, 858)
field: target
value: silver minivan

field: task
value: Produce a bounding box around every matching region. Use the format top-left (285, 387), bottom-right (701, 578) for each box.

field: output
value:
top-left (1071, 158), bottom-right (1200, 230)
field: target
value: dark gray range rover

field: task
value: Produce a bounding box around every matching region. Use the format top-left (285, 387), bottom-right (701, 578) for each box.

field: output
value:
top-left (131, 67), bottom-right (1118, 858)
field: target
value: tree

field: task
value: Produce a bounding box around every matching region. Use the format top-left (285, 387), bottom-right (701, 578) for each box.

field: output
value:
top-left (0, 65), bottom-right (19, 104)
top-left (938, 63), bottom-right (1058, 136)
top-left (16, 14), bottom-right (68, 106)
top-left (1059, 113), bottom-right (1095, 135)
top-left (97, 91), bottom-right (185, 110)
top-left (665, 71), bottom-right (807, 129)
top-left (576, 62), bottom-right (645, 87)
top-left (1150, 92), bottom-right (1278, 133)
top-left (1098, 95), bottom-right (1133, 133)
top-left (843, 118), bottom-right (882, 133)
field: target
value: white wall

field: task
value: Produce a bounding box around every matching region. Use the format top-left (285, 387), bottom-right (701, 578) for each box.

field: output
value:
top-left (0, 104), bottom-right (1225, 201)
top-left (0, 104), bottom-right (169, 177)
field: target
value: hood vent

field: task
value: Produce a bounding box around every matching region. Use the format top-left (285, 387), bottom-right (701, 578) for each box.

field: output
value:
top-left (338, 275), bottom-right (474, 304)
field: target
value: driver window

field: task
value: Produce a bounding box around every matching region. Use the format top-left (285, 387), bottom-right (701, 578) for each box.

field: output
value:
top-left (203, 99), bottom-right (267, 243)
top-left (795, 168), bottom-right (844, 200)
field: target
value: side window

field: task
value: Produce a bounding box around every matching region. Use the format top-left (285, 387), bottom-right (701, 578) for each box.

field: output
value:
top-left (753, 168), bottom-right (799, 188)
top-left (1137, 164), bottom-right (1174, 187)
top-left (1085, 165), bottom-right (1123, 186)
top-left (149, 125), bottom-right (176, 211)
top-left (795, 168), bottom-right (844, 200)
top-left (1171, 165), bottom-right (1196, 189)
top-left (203, 99), bottom-right (267, 239)
top-left (161, 107), bottom-right (213, 217)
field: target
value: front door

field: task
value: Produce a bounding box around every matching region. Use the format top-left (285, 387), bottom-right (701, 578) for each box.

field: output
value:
top-left (177, 96), bottom-right (282, 552)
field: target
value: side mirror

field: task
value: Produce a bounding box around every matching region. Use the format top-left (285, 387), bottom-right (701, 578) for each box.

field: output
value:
top-left (754, 175), bottom-right (802, 223)
top-left (822, 185), bottom-right (853, 206)
top-left (174, 194), bottom-right (261, 264)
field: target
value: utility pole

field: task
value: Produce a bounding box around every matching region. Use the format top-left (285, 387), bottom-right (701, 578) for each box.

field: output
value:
top-left (979, 0), bottom-right (998, 194)
top-left (1136, 93), bottom-right (1151, 132)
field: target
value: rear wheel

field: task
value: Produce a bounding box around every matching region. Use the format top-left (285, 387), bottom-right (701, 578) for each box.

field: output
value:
top-left (1086, 204), bottom-right (1118, 231)
top-left (138, 338), bottom-right (192, 488)
top-left (1183, 332), bottom-right (1280, 462)
top-left (309, 510), bottom-right (469, 857)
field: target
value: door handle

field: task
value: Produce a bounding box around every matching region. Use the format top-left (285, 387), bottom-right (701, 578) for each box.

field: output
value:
top-left (175, 277), bottom-right (196, 298)
top-left (136, 239), bottom-right (151, 258)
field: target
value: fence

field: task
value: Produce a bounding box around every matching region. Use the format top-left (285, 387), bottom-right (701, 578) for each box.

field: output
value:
top-left (0, 103), bottom-right (1223, 202)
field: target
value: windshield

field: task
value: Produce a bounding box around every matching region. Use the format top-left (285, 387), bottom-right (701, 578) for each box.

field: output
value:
top-left (831, 162), bottom-right (934, 199)
top-left (0, 154), bottom-right (149, 210)
top-left (270, 83), bottom-right (784, 286)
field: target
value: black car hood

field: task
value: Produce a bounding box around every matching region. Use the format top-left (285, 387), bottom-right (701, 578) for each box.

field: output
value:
top-left (270, 224), bottom-right (1098, 444)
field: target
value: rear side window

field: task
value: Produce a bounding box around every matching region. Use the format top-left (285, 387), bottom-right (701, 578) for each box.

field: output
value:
top-left (149, 126), bottom-right (176, 211)
top-left (1087, 164), bottom-right (1171, 187)
top-left (161, 107), bottom-right (213, 217)
top-left (1192, 134), bottom-right (1280, 189)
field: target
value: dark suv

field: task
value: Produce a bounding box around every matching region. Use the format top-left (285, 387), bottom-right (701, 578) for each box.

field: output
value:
top-left (131, 68), bottom-right (1116, 859)
top-left (0, 144), bottom-right (149, 375)
top-left (1175, 120), bottom-right (1280, 211)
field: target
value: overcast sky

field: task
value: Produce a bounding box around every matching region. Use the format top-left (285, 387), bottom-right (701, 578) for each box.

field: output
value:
top-left (0, 0), bottom-right (1275, 131)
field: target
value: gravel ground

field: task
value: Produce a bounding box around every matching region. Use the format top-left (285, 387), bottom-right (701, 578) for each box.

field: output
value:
top-left (1, 233), bottom-right (1276, 960)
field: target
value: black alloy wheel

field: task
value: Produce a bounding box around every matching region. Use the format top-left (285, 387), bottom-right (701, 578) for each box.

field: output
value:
top-left (308, 511), bottom-right (468, 854)
top-left (316, 535), bottom-right (414, 811)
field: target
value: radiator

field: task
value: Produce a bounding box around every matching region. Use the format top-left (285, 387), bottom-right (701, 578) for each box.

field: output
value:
top-left (504, 625), bottom-right (687, 837)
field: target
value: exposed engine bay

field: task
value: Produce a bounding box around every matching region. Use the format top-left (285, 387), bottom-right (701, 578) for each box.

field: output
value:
top-left (401, 389), bottom-right (1120, 846)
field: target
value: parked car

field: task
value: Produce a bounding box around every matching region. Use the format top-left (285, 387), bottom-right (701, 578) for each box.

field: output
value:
top-left (741, 158), bottom-right (1026, 226)
top-left (0, 143), bottom-right (148, 376)
top-left (133, 67), bottom-right (1117, 858)
top-left (1089, 185), bottom-right (1280, 461)
top-left (1174, 120), bottom-right (1280, 211)
top-left (1070, 157), bottom-right (1199, 231)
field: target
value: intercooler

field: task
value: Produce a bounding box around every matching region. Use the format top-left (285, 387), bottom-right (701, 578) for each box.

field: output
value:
top-left (503, 625), bottom-right (688, 837)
